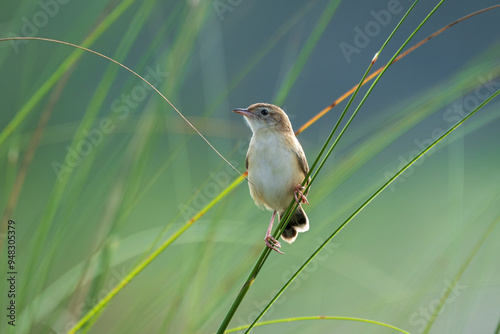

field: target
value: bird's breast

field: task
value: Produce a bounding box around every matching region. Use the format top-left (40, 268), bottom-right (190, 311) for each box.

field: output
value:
top-left (247, 131), bottom-right (303, 211)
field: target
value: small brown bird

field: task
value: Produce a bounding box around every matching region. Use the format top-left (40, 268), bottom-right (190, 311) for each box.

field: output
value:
top-left (233, 103), bottom-right (310, 253)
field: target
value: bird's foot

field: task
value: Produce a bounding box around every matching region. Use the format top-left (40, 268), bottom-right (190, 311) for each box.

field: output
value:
top-left (294, 185), bottom-right (309, 205)
top-left (265, 234), bottom-right (284, 254)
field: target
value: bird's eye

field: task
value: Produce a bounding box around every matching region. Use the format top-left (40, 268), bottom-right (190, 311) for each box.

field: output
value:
top-left (260, 109), bottom-right (269, 116)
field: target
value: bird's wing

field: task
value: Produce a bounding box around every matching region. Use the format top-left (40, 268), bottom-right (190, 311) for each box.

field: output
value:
top-left (295, 149), bottom-right (309, 175)
top-left (295, 149), bottom-right (311, 196)
top-left (294, 146), bottom-right (310, 188)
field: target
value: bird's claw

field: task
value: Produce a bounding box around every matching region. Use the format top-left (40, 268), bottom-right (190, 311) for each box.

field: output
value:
top-left (265, 235), bottom-right (284, 254)
top-left (294, 185), bottom-right (309, 205)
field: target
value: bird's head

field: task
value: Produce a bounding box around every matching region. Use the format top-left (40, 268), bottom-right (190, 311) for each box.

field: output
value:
top-left (232, 103), bottom-right (292, 133)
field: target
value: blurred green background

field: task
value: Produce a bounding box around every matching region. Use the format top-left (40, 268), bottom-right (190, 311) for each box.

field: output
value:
top-left (1, 0), bottom-right (499, 333)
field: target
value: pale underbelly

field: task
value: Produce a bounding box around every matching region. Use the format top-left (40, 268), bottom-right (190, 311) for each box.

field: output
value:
top-left (248, 149), bottom-right (303, 211)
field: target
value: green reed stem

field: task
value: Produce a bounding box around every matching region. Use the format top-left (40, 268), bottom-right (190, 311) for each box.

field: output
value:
top-left (246, 85), bottom-right (500, 333)
top-left (216, 2), bottom-right (424, 333)
top-left (67, 174), bottom-right (244, 333)
top-left (246, 0), bottom-right (453, 331)
top-left (274, 0), bottom-right (425, 244)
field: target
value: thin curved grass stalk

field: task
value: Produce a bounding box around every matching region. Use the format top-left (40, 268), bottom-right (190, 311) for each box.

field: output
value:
top-left (0, 0), bottom-right (137, 148)
top-left (0, 1), bottom-right (136, 262)
top-left (24, 1), bottom-right (166, 322)
top-left (18, 91), bottom-right (497, 331)
top-left (422, 213), bottom-right (500, 334)
top-left (1, 1), bottom-right (494, 260)
top-left (136, 0), bottom-right (315, 254)
top-left (67, 4), bottom-right (199, 325)
top-left (135, 2), bottom-right (317, 252)
top-left (131, 1), bottom-right (317, 256)
top-left (295, 3), bottom-right (500, 135)
top-left (0, 37), bottom-right (244, 180)
top-left (217, 2), bottom-right (424, 332)
top-left (0, 6), bottom-right (497, 332)
top-left (15, 13), bottom-right (177, 268)
top-left (142, 138), bottom-right (249, 257)
top-left (39, 3), bottom-right (496, 320)
top-left (130, 0), bottom-right (326, 259)
top-left (14, 5), bottom-right (168, 319)
top-left (273, 0), bottom-right (342, 106)
top-left (0, 29), bottom-right (275, 330)
top-left (246, 87), bottom-right (500, 332)
top-left (133, 0), bottom-right (316, 257)
top-left (225, 316), bottom-right (411, 334)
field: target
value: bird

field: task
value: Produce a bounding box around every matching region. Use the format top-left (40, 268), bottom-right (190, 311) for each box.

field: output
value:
top-left (233, 103), bottom-right (310, 254)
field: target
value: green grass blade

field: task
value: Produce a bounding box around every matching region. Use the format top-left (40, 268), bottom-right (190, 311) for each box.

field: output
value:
top-left (276, 0), bottom-right (427, 251)
top-left (226, 316), bottom-right (411, 334)
top-left (17, 8), bottom-right (161, 317)
top-left (246, 86), bottom-right (500, 332)
top-left (218, 2), bottom-right (426, 333)
top-left (307, 0), bottom-right (443, 191)
top-left (0, 0), bottom-right (137, 147)
top-left (66, 173), bottom-right (245, 333)
top-left (217, 0), bottom-right (428, 333)
top-left (242, 0), bottom-right (432, 330)
top-left (273, 0), bottom-right (342, 106)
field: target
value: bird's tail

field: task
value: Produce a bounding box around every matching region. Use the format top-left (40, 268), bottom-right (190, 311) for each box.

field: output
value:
top-left (280, 206), bottom-right (309, 244)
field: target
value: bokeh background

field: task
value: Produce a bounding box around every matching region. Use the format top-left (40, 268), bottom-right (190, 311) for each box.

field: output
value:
top-left (1, 0), bottom-right (499, 333)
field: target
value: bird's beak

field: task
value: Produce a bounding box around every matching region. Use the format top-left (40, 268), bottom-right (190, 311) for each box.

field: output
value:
top-left (232, 108), bottom-right (253, 118)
